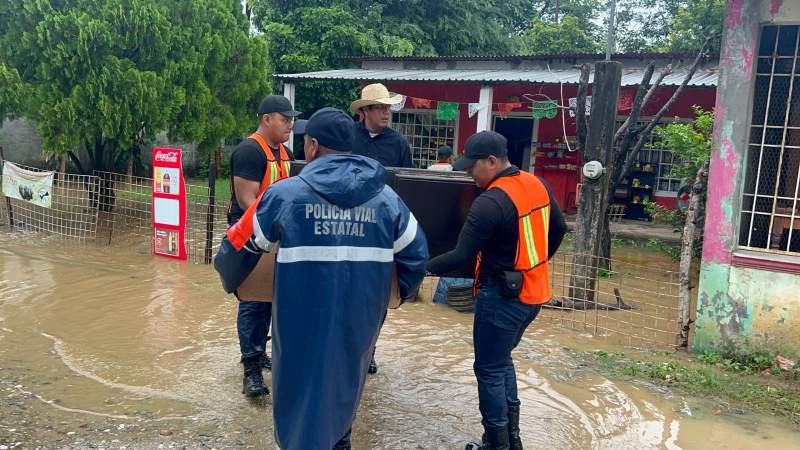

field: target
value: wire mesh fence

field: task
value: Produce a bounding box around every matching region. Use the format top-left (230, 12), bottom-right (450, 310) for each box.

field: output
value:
top-left (0, 162), bottom-right (99, 240)
top-left (92, 170), bottom-right (229, 264)
top-left (541, 251), bottom-right (681, 348)
top-left (1, 163), bottom-right (684, 347)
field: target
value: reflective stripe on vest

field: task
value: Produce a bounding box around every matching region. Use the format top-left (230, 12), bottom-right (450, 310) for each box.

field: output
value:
top-left (226, 134), bottom-right (292, 250)
top-left (478, 171), bottom-right (553, 305)
top-left (249, 133), bottom-right (291, 192)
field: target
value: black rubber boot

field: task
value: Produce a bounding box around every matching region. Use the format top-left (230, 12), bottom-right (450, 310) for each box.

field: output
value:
top-left (507, 401), bottom-right (522, 450)
top-left (332, 427), bottom-right (352, 450)
top-left (465, 425), bottom-right (510, 450)
top-left (368, 355), bottom-right (378, 374)
top-left (242, 355), bottom-right (269, 397)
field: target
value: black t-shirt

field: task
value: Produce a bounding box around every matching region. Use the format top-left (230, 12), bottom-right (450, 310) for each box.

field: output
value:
top-left (351, 122), bottom-right (413, 168)
top-left (426, 166), bottom-right (568, 279)
top-left (227, 137), bottom-right (293, 225)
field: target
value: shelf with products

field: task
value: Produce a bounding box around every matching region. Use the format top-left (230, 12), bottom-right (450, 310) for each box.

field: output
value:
top-left (625, 167), bottom-right (655, 221)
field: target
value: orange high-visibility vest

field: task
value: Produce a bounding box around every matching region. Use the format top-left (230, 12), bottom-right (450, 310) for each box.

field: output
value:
top-left (249, 133), bottom-right (292, 189)
top-left (226, 134), bottom-right (292, 250)
top-left (475, 171), bottom-right (552, 305)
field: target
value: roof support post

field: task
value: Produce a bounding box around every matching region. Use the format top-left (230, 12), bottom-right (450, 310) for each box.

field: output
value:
top-left (476, 85), bottom-right (493, 134)
top-left (283, 82), bottom-right (296, 150)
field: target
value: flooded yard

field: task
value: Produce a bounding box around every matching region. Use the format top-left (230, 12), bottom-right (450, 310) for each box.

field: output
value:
top-left (1, 231), bottom-right (798, 449)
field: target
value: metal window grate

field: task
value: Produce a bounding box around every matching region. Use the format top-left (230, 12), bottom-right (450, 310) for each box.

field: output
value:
top-left (740, 25), bottom-right (800, 254)
top-left (392, 110), bottom-right (457, 168)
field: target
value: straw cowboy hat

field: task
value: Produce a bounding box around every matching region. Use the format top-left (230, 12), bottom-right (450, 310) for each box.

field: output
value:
top-left (349, 83), bottom-right (403, 113)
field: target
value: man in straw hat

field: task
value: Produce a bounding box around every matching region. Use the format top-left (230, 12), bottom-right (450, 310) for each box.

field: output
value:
top-left (349, 83), bottom-right (414, 374)
top-left (350, 83), bottom-right (413, 169)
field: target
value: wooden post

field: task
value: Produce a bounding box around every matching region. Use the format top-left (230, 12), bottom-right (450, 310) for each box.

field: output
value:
top-left (0, 145), bottom-right (14, 229)
top-left (569, 61), bottom-right (622, 304)
top-left (677, 161), bottom-right (708, 348)
top-left (204, 146), bottom-right (218, 264)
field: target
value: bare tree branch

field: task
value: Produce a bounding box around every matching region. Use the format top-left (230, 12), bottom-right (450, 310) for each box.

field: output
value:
top-left (615, 32), bottom-right (717, 187)
top-left (575, 63), bottom-right (590, 155)
top-left (613, 61), bottom-right (655, 144)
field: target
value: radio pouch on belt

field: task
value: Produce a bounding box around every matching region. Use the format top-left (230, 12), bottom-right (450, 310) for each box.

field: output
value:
top-left (500, 270), bottom-right (523, 298)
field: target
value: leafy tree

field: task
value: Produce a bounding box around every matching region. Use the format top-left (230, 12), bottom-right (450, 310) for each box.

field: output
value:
top-left (519, 16), bottom-right (600, 54)
top-left (656, 106), bottom-right (713, 181)
top-left (250, 0), bottom-right (543, 113)
top-left (0, 0), bottom-right (269, 173)
top-left (0, 64), bottom-right (24, 122)
top-left (614, 0), bottom-right (724, 54)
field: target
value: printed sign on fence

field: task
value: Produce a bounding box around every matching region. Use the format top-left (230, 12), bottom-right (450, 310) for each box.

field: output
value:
top-left (152, 148), bottom-right (187, 260)
top-left (2, 161), bottom-right (54, 208)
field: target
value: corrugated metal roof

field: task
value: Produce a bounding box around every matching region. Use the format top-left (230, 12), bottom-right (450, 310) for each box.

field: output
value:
top-left (343, 52), bottom-right (706, 62)
top-left (275, 68), bottom-right (718, 87)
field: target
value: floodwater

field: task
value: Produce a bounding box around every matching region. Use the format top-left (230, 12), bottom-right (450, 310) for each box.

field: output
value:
top-left (1, 232), bottom-right (799, 450)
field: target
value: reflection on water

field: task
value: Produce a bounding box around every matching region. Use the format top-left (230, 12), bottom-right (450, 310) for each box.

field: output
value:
top-left (1, 232), bottom-right (798, 449)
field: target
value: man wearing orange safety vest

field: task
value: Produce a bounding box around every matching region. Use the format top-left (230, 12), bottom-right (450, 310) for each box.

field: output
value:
top-left (427, 131), bottom-right (567, 450)
top-left (227, 95), bottom-right (299, 397)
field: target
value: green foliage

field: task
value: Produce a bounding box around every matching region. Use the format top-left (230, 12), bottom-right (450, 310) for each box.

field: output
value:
top-left (614, 0), bottom-right (724, 54)
top-left (251, 0), bottom-right (541, 113)
top-left (0, 0), bottom-right (268, 171)
top-left (644, 200), bottom-right (686, 227)
top-left (590, 350), bottom-right (800, 424)
top-left (0, 63), bottom-right (25, 121)
top-left (698, 349), bottom-right (781, 376)
top-left (646, 238), bottom-right (681, 261)
top-left (520, 16), bottom-right (600, 54)
top-left (655, 106), bottom-right (714, 182)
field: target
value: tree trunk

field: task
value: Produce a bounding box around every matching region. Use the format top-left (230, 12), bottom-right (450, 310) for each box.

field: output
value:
top-left (676, 161), bottom-right (708, 348)
top-left (215, 144), bottom-right (223, 179)
top-left (569, 61), bottom-right (622, 304)
top-left (127, 151), bottom-right (134, 185)
top-left (59, 153), bottom-right (67, 174)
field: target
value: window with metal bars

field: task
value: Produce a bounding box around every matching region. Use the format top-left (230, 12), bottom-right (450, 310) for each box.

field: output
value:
top-left (740, 25), bottom-right (800, 254)
top-left (391, 110), bottom-right (457, 169)
top-left (617, 119), bottom-right (686, 193)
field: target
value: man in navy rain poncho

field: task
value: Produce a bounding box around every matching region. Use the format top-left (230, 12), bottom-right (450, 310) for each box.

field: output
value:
top-left (249, 107), bottom-right (429, 450)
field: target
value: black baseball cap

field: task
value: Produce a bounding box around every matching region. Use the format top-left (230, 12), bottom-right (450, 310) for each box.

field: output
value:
top-left (257, 95), bottom-right (301, 117)
top-left (437, 145), bottom-right (453, 158)
top-left (293, 119), bottom-right (309, 135)
top-left (452, 131), bottom-right (508, 171)
top-left (305, 107), bottom-right (354, 152)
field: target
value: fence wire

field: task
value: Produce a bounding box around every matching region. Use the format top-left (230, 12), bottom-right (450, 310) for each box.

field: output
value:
top-left (92, 171), bottom-right (229, 264)
top-left (0, 162), bottom-right (98, 240)
top-left (542, 251), bottom-right (681, 348)
top-left (1, 165), bottom-right (684, 346)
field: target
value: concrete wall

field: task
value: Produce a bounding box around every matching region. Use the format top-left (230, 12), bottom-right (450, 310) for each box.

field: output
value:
top-left (695, 0), bottom-right (800, 358)
top-left (0, 119), bottom-right (46, 167)
top-left (0, 119), bottom-right (206, 176)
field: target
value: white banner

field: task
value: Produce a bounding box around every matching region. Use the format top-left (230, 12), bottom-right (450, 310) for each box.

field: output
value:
top-left (2, 161), bottom-right (54, 208)
top-left (390, 94), bottom-right (406, 112)
top-left (468, 103), bottom-right (485, 118)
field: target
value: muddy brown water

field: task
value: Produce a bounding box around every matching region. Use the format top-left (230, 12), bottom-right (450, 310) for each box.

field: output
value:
top-left (1, 232), bottom-right (798, 449)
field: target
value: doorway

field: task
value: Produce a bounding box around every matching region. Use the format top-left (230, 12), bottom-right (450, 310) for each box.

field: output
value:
top-left (492, 115), bottom-right (536, 171)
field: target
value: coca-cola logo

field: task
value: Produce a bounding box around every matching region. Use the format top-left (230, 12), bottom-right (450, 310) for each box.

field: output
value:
top-left (155, 151), bottom-right (179, 163)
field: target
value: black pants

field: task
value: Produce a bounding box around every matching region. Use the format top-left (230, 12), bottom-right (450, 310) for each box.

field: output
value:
top-left (237, 301), bottom-right (272, 360)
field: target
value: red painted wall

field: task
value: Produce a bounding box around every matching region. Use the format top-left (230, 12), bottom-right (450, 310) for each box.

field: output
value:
top-left (377, 80), bottom-right (716, 211)
top-left (383, 81), bottom-right (480, 152)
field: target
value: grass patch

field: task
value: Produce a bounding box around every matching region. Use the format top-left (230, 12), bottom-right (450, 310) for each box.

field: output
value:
top-left (588, 350), bottom-right (800, 425)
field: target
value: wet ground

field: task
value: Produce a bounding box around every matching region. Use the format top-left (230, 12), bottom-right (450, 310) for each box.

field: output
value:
top-left (1, 231), bottom-right (799, 449)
